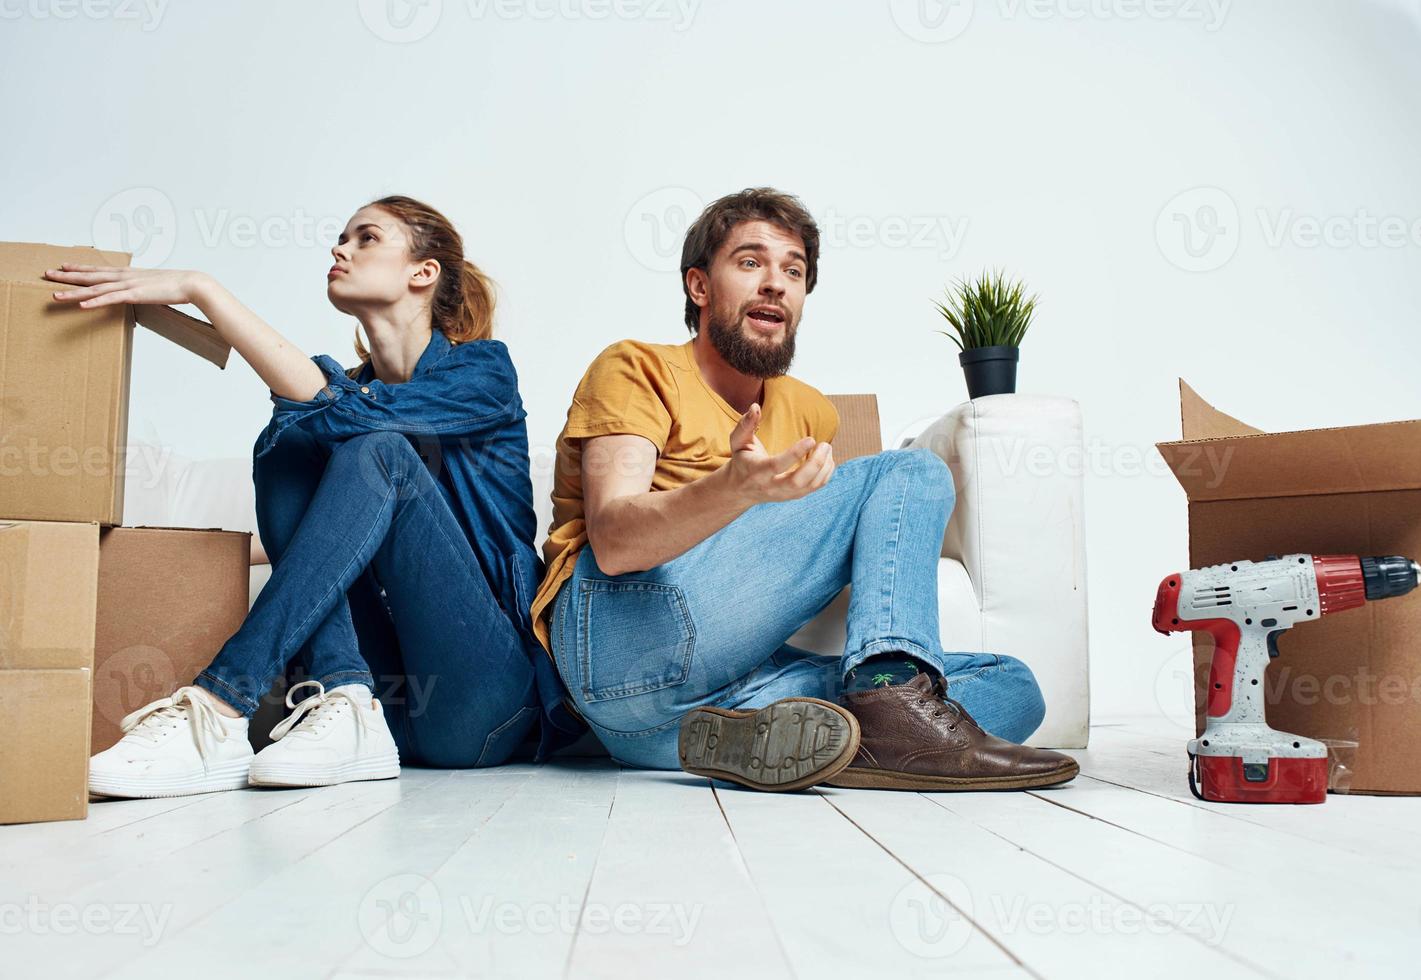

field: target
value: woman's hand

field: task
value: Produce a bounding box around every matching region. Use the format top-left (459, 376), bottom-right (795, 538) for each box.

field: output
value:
top-left (44, 264), bottom-right (213, 310)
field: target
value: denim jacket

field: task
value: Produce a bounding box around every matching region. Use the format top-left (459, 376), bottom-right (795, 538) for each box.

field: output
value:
top-left (256, 329), bottom-right (582, 757)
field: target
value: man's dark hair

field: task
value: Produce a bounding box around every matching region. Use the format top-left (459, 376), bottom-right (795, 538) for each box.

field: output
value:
top-left (679, 187), bottom-right (820, 333)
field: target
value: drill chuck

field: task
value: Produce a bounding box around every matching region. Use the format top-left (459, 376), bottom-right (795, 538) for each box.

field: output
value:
top-left (1360, 556), bottom-right (1421, 601)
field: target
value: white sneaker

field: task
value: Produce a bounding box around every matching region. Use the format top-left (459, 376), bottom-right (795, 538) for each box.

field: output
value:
top-left (247, 681), bottom-right (400, 788)
top-left (89, 686), bottom-right (254, 798)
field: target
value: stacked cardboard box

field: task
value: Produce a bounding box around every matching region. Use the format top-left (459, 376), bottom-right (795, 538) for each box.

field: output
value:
top-left (0, 242), bottom-right (250, 823)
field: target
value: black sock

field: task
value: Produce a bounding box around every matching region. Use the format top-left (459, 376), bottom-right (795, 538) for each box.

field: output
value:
top-left (844, 653), bottom-right (938, 693)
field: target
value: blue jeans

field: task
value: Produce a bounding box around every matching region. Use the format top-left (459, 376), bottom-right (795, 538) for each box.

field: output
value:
top-left (196, 429), bottom-right (538, 768)
top-left (550, 448), bottom-right (1046, 769)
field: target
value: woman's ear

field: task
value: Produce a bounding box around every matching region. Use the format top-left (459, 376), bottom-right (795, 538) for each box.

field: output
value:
top-left (411, 258), bottom-right (441, 291)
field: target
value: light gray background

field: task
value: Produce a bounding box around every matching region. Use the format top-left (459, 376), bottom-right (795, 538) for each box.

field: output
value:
top-left (3, 0), bottom-right (1419, 722)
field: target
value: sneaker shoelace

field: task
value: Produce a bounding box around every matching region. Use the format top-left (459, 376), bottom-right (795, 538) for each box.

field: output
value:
top-left (119, 686), bottom-right (236, 756)
top-left (268, 680), bottom-right (376, 743)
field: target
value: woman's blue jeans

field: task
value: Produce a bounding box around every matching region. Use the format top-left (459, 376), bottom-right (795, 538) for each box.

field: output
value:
top-left (550, 447), bottom-right (1047, 770)
top-left (195, 428), bottom-right (538, 768)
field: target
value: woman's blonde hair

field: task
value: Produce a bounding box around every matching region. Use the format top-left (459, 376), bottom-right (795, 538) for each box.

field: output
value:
top-left (350, 195), bottom-right (496, 370)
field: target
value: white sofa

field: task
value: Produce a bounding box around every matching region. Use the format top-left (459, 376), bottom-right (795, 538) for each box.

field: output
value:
top-left (124, 394), bottom-right (1090, 749)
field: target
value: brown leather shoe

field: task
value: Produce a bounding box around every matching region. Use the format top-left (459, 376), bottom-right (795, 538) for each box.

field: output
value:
top-left (826, 674), bottom-right (1078, 791)
top-left (679, 697), bottom-right (861, 792)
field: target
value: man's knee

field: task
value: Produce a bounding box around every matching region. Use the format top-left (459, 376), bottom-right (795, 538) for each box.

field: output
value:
top-left (991, 654), bottom-right (1047, 743)
top-left (887, 447), bottom-right (955, 509)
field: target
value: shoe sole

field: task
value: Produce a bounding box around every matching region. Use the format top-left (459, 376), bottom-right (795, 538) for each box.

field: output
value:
top-left (678, 698), bottom-right (861, 793)
top-left (825, 757), bottom-right (1080, 791)
top-left (88, 756), bottom-right (254, 799)
top-left (247, 751), bottom-right (401, 788)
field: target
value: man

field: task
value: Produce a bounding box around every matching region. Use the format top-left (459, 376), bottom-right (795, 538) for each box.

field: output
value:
top-left (529, 187), bottom-right (1076, 792)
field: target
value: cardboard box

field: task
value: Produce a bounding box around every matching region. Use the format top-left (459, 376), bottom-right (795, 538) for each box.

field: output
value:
top-left (0, 242), bottom-right (231, 525)
top-left (92, 526), bottom-right (252, 754)
top-left (1157, 380), bottom-right (1421, 795)
top-left (0, 520), bottom-right (99, 824)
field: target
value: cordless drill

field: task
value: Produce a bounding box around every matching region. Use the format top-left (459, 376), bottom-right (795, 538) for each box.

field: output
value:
top-left (1152, 554), bottom-right (1420, 804)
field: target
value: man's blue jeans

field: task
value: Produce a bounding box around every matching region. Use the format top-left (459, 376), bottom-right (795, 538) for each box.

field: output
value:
top-left (195, 428), bottom-right (539, 768)
top-left (549, 448), bottom-right (1046, 770)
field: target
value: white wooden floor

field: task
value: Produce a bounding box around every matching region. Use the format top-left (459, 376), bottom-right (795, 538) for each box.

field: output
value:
top-left (4, 719), bottom-right (1418, 979)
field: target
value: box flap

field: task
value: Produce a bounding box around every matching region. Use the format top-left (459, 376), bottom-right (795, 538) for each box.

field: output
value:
top-left (1179, 379), bottom-right (1262, 440)
top-left (0, 242), bottom-right (229, 368)
top-left (1158, 379), bottom-right (1421, 501)
top-left (827, 394), bottom-right (882, 461)
top-left (133, 305), bottom-right (230, 369)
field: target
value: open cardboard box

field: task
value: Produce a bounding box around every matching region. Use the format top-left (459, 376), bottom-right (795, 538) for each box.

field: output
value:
top-left (0, 242), bottom-right (232, 525)
top-left (1158, 380), bottom-right (1421, 795)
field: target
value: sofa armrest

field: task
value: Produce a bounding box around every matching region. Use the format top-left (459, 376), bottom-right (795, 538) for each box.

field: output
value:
top-left (910, 394), bottom-right (1091, 746)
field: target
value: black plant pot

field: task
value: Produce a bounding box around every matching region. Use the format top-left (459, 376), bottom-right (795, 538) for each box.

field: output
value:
top-left (958, 345), bottom-right (1020, 399)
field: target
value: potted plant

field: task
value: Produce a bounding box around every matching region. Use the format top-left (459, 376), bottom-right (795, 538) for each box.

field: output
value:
top-left (933, 270), bottom-right (1038, 399)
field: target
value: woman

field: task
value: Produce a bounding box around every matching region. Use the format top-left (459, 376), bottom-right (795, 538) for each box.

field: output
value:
top-left (47, 196), bottom-right (576, 797)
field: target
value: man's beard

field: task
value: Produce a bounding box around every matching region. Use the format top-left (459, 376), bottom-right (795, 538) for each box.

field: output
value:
top-left (705, 300), bottom-right (797, 378)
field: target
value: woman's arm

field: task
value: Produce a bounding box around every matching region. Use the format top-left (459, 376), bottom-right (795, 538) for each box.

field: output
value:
top-left (258, 339), bottom-right (521, 458)
top-left (44, 264), bottom-right (327, 401)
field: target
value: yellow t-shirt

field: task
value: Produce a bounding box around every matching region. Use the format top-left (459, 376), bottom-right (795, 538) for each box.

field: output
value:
top-left (530, 338), bottom-right (840, 654)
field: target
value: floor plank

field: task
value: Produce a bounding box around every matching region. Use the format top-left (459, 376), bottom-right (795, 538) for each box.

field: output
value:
top-left (714, 783), bottom-right (1023, 979)
top-left (824, 786), bottom-right (1264, 979)
top-left (331, 761), bottom-right (619, 980)
top-left (103, 768), bottom-right (535, 980)
top-left (565, 771), bottom-right (793, 980)
top-left (932, 785), bottom-right (1419, 978)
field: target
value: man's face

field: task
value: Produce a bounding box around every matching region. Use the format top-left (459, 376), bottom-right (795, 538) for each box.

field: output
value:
top-left (693, 220), bottom-right (808, 378)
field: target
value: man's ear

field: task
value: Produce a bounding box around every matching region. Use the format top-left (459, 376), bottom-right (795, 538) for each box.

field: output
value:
top-left (685, 266), bottom-right (710, 309)
top-left (411, 258), bottom-right (441, 291)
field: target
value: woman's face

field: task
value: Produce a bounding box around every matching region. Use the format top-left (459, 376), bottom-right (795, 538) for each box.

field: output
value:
top-left (326, 206), bottom-right (437, 313)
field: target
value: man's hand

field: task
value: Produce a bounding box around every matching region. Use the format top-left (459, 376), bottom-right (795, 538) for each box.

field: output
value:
top-left (45, 264), bottom-right (213, 310)
top-left (721, 402), bottom-right (834, 505)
